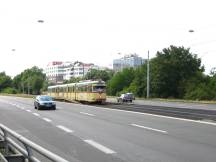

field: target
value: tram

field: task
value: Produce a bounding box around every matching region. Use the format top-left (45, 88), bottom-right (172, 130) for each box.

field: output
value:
top-left (47, 80), bottom-right (106, 103)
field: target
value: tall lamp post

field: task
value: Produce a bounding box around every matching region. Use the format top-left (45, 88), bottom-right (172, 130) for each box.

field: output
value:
top-left (147, 51), bottom-right (150, 99)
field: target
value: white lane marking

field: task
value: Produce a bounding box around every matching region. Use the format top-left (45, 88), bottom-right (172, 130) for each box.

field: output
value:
top-left (26, 110), bottom-right (32, 112)
top-left (33, 113), bottom-right (40, 117)
top-left (43, 118), bottom-right (52, 122)
top-left (84, 140), bottom-right (116, 154)
top-left (84, 105), bottom-right (216, 126)
top-left (56, 125), bottom-right (73, 133)
top-left (80, 112), bottom-right (95, 116)
top-left (131, 124), bottom-right (167, 134)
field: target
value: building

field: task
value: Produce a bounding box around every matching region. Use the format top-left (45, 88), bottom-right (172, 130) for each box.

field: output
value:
top-left (44, 61), bottom-right (67, 84)
top-left (63, 62), bottom-right (98, 80)
top-left (113, 54), bottom-right (146, 72)
top-left (45, 61), bottom-right (104, 82)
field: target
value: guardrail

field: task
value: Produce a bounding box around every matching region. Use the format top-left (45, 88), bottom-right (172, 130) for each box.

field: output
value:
top-left (0, 124), bottom-right (69, 162)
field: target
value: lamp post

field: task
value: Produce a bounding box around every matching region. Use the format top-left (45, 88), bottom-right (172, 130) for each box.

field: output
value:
top-left (146, 50), bottom-right (150, 99)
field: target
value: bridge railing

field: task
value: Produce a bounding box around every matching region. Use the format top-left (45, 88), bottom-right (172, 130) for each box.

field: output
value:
top-left (0, 124), bottom-right (69, 162)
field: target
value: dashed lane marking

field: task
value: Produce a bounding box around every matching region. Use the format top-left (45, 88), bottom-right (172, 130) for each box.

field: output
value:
top-left (131, 124), bottom-right (167, 134)
top-left (33, 113), bottom-right (40, 117)
top-left (43, 118), bottom-right (52, 122)
top-left (80, 112), bottom-right (95, 116)
top-left (84, 140), bottom-right (116, 154)
top-left (56, 125), bottom-right (73, 133)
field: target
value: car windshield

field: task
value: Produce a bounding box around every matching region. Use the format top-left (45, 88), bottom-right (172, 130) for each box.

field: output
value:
top-left (39, 96), bottom-right (53, 101)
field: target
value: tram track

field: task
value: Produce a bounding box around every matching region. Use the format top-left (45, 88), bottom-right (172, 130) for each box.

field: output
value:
top-left (95, 102), bottom-right (216, 121)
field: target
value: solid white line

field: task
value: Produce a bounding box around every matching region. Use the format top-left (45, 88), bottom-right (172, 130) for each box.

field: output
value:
top-left (33, 113), bottom-right (40, 117)
top-left (84, 105), bottom-right (216, 126)
top-left (43, 118), bottom-right (52, 122)
top-left (56, 125), bottom-right (73, 133)
top-left (84, 140), bottom-right (116, 154)
top-left (80, 112), bottom-right (95, 116)
top-left (26, 110), bottom-right (32, 112)
top-left (131, 124), bottom-right (167, 134)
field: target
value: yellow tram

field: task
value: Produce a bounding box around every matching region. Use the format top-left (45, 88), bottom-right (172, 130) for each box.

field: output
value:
top-left (47, 80), bottom-right (106, 103)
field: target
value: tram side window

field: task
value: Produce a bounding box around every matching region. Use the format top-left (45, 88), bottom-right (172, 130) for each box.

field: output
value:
top-left (87, 85), bottom-right (92, 92)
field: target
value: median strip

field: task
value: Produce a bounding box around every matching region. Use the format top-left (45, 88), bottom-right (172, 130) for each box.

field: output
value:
top-left (56, 125), bottom-right (73, 133)
top-left (131, 123), bottom-right (167, 134)
top-left (84, 140), bottom-right (116, 154)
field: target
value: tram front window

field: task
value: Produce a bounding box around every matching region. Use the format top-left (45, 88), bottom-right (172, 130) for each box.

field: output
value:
top-left (92, 86), bottom-right (106, 92)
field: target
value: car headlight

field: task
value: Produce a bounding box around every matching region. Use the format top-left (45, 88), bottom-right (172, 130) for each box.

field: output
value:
top-left (39, 102), bottom-right (45, 105)
top-left (52, 102), bottom-right (56, 105)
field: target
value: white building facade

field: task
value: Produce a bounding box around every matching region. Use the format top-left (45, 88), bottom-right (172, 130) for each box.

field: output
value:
top-left (45, 61), bottom-right (103, 82)
top-left (44, 61), bottom-right (66, 83)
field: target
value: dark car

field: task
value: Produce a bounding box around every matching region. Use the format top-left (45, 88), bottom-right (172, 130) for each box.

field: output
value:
top-left (117, 93), bottom-right (135, 103)
top-left (34, 95), bottom-right (56, 110)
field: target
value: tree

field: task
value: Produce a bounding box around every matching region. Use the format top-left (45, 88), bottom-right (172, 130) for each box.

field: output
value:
top-left (85, 69), bottom-right (114, 82)
top-left (107, 68), bottom-right (135, 96)
top-left (13, 66), bottom-right (45, 95)
top-left (150, 46), bottom-right (204, 98)
top-left (63, 77), bottom-right (83, 84)
top-left (0, 72), bottom-right (12, 92)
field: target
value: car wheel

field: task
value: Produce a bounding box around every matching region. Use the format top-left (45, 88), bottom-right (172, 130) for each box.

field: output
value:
top-left (53, 106), bottom-right (56, 110)
top-left (37, 106), bottom-right (41, 110)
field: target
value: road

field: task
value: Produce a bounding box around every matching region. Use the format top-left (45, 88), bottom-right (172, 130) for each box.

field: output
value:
top-left (0, 96), bottom-right (216, 162)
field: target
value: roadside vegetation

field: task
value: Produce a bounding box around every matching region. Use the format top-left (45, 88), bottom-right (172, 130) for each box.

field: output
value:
top-left (0, 45), bottom-right (215, 101)
top-left (0, 66), bottom-right (46, 95)
top-left (106, 46), bottom-right (216, 101)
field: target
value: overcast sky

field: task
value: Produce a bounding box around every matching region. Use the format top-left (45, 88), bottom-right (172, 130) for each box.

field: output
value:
top-left (0, 0), bottom-right (215, 77)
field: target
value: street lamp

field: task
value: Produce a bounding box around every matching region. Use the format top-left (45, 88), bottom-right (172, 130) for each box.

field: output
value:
top-left (147, 51), bottom-right (150, 99)
top-left (188, 29), bottom-right (194, 33)
top-left (37, 20), bottom-right (44, 23)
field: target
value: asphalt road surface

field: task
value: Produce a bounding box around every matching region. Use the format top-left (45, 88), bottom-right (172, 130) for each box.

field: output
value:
top-left (1, 96), bottom-right (216, 162)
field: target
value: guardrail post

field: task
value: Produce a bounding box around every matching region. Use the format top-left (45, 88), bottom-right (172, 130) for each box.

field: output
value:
top-left (2, 129), bottom-right (9, 156)
top-left (24, 144), bottom-right (33, 162)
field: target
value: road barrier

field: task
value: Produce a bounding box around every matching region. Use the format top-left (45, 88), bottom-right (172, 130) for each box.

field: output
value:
top-left (0, 124), bottom-right (69, 162)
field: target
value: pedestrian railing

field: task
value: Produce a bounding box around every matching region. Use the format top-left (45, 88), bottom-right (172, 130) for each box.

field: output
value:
top-left (0, 124), bottom-right (69, 162)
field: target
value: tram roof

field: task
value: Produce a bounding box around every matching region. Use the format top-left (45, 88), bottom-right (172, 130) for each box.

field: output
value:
top-left (48, 80), bottom-right (105, 89)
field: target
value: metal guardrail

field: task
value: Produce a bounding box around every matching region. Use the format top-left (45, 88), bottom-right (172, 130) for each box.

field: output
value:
top-left (0, 124), bottom-right (69, 162)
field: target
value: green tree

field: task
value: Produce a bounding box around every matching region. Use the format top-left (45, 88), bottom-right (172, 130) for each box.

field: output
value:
top-left (13, 66), bottom-right (45, 95)
top-left (150, 46), bottom-right (204, 98)
top-left (85, 69), bottom-right (114, 82)
top-left (107, 68), bottom-right (135, 96)
top-left (63, 77), bottom-right (83, 84)
top-left (0, 72), bottom-right (12, 92)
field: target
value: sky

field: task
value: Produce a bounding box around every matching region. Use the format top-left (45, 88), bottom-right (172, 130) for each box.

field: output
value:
top-left (0, 0), bottom-right (216, 77)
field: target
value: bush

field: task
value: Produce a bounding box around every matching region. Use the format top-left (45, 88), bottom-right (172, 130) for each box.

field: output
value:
top-left (1, 87), bottom-right (17, 94)
top-left (184, 83), bottom-right (214, 100)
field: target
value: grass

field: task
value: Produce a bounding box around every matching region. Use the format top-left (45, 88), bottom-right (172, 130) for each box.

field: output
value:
top-left (0, 93), bottom-right (36, 99)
